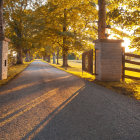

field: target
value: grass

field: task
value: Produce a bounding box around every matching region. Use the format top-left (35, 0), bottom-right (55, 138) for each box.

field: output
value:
top-left (49, 59), bottom-right (95, 81)
top-left (47, 59), bottom-right (140, 100)
top-left (125, 63), bottom-right (140, 78)
top-left (0, 61), bottom-right (31, 87)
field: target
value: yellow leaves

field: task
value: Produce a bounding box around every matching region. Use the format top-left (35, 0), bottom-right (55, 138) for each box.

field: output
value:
top-left (40, 48), bottom-right (45, 52)
top-left (48, 0), bottom-right (93, 11)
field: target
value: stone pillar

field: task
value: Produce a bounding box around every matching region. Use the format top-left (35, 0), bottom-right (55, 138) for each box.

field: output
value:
top-left (95, 39), bottom-right (123, 81)
top-left (0, 38), bottom-right (9, 80)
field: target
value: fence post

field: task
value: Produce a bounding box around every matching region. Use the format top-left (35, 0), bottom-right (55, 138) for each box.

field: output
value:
top-left (95, 49), bottom-right (97, 75)
top-left (122, 47), bottom-right (125, 82)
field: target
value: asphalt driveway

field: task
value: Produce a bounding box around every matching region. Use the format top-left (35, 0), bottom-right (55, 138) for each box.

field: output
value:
top-left (0, 60), bottom-right (140, 140)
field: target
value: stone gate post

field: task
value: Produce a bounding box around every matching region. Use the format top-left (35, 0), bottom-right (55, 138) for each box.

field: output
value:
top-left (95, 39), bottom-right (123, 81)
top-left (0, 38), bottom-right (9, 80)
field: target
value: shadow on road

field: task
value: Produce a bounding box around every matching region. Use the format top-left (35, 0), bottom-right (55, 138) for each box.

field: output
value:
top-left (22, 81), bottom-right (140, 140)
top-left (22, 85), bottom-right (86, 140)
top-left (0, 76), bottom-right (80, 119)
top-left (0, 60), bottom-right (140, 140)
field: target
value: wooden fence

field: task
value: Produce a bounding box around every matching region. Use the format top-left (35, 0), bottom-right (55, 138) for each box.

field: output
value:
top-left (122, 48), bottom-right (140, 81)
top-left (82, 49), bottom-right (93, 75)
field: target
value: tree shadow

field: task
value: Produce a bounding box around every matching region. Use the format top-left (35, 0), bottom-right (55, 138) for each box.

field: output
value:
top-left (0, 75), bottom-right (79, 112)
top-left (0, 61), bottom-right (69, 93)
top-left (22, 82), bottom-right (140, 140)
top-left (21, 85), bottom-right (86, 140)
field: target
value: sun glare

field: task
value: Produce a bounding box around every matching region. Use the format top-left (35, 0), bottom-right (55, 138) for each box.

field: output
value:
top-left (122, 38), bottom-right (136, 52)
top-left (108, 34), bottom-right (136, 53)
top-left (122, 38), bottom-right (130, 52)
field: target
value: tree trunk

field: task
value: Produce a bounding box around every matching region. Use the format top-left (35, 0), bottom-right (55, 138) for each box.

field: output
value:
top-left (44, 52), bottom-right (47, 61)
top-left (57, 48), bottom-right (59, 64)
top-left (48, 55), bottom-right (50, 63)
top-left (43, 55), bottom-right (46, 61)
top-left (62, 9), bottom-right (68, 67)
top-left (30, 54), bottom-right (33, 61)
top-left (25, 52), bottom-right (30, 62)
top-left (0, 0), bottom-right (4, 39)
top-left (98, 0), bottom-right (106, 39)
top-left (53, 52), bottom-right (56, 64)
top-left (62, 52), bottom-right (68, 67)
top-left (17, 49), bottom-right (23, 64)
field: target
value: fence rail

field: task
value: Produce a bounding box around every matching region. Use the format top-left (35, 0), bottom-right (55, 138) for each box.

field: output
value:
top-left (125, 60), bottom-right (140, 65)
top-left (124, 75), bottom-right (140, 80)
top-left (122, 50), bottom-right (140, 81)
top-left (125, 53), bottom-right (140, 58)
top-left (124, 67), bottom-right (140, 73)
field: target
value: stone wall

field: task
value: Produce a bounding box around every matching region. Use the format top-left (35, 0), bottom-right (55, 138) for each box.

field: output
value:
top-left (95, 39), bottom-right (123, 81)
top-left (0, 39), bottom-right (9, 80)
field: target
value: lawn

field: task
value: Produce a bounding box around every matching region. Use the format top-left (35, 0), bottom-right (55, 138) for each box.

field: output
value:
top-left (50, 59), bottom-right (95, 81)
top-left (125, 63), bottom-right (140, 78)
top-left (0, 62), bottom-right (31, 87)
top-left (48, 59), bottom-right (140, 100)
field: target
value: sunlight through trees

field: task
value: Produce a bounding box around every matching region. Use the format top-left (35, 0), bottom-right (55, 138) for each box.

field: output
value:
top-left (3, 0), bottom-right (139, 65)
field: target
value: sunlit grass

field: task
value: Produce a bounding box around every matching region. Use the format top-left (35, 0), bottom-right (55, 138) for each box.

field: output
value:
top-left (124, 62), bottom-right (140, 99)
top-left (125, 63), bottom-right (140, 78)
top-left (0, 61), bottom-right (32, 87)
top-left (48, 59), bottom-right (140, 100)
top-left (49, 59), bottom-right (95, 81)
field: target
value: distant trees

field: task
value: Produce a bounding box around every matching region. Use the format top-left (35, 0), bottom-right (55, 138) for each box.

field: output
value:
top-left (4, 0), bottom-right (41, 64)
top-left (34, 0), bottom-right (97, 67)
top-left (5, 0), bottom-right (30, 63)
top-left (3, 0), bottom-right (139, 66)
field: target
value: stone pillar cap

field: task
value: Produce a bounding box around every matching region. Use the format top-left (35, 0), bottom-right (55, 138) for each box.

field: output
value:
top-left (93, 39), bottom-right (124, 43)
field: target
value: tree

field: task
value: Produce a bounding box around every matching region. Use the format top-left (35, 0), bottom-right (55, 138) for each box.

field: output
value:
top-left (0, 0), bottom-right (4, 39)
top-left (4, 0), bottom-right (99, 66)
top-left (106, 0), bottom-right (139, 51)
top-left (98, 0), bottom-right (106, 39)
top-left (35, 0), bottom-right (98, 67)
top-left (4, 0), bottom-right (40, 64)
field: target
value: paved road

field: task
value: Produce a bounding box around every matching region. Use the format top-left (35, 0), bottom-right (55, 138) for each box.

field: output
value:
top-left (0, 60), bottom-right (140, 140)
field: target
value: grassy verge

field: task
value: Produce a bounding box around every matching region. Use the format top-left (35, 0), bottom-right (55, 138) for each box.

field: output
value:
top-left (0, 61), bottom-right (32, 87)
top-left (45, 59), bottom-right (140, 100)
